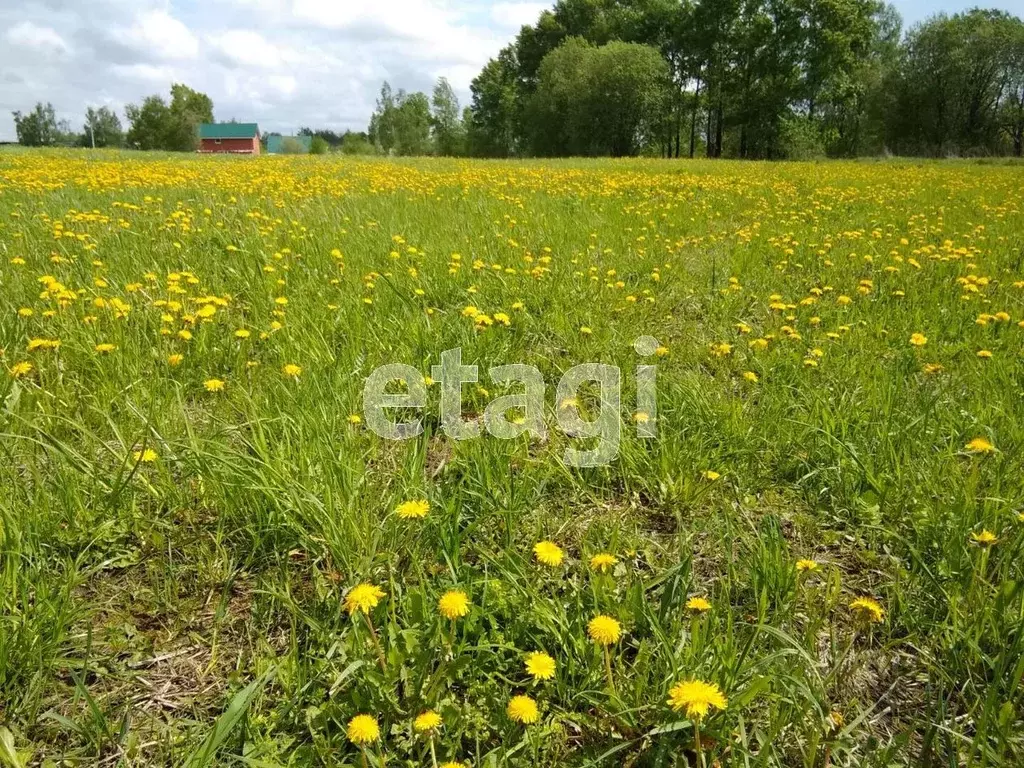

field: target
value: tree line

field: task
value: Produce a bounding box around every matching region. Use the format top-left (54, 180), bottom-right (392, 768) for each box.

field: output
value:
top-left (465, 1), bottom-right (1024, 158)
top-left (12, 5), bottom-right (1023, 160)
top-left (12, 84), bottom-right (215, 151)
top-left (366, 78), bottom-right (469, 156)
top-left (10, 77), bottom-right (461, 157)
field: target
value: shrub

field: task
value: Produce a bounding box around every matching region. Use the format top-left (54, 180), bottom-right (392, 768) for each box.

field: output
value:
top-left (280, 137), bottom-right (307, 154)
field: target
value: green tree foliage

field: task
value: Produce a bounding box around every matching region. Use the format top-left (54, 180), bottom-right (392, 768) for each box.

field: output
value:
top-left (83, 106), bottom-right (123, 148)
top-left (166, 84), bottom-right (214, 151)
top-left (466, 0), bottom-right (1024, 158)
top-left (279, 137), bottom-right (308, 154)
top-left (467, 51), bottom-right (521, 157)
top-left (13, 103), bottom-right (59, 146)
top-left (309, 135), bottom-right (329, 155)
top-left (369, 82), bottom-right (438, 156)
top-left (340, 132), bottom-right (377, 155)
top-left (299, 127), bottom-right (347, 148)
top-left (125, 96), bottom-right (171, 150)
top-left (431, 77), bottom-right (466, 156)
top-left (888, 9), bottom-right (1024, 156)
top-left (368, 82), bottom-right (398, 154)
top-left (394, 92), bottom-right (433, 156)
top-left (832, 2), bottom-right (903, 156)
top-left (525, 37), bottom-right (592, 156)
top-left (125, 84), bottom-right (214, 151)
top-left (589, 41), bottom-right (672, 155)
top-left (526, 38), bottom-right (670, 156)
top-left (1001, 22), bottom-right (1024, 156)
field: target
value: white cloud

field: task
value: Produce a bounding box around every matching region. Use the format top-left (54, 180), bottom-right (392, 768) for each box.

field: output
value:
top-left (119, 10), bottom-right (199, 61)
top-left (0, 0), bottom-right (531, 140)
top-left (291, 0), bottom-right (457, 39)
top-left (6, 21), bottom-right (69, 54)
top-left (208, 30), bottom-right (289, 69)
top-left (267, 74), bottom-right (298, 97)
top-left (490, 2), bottom-right (548, 31)
top-left (109, 63), bottom-right (181, 84)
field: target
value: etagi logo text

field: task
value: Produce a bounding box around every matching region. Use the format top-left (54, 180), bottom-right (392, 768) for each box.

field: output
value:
top-left (361, 336), bottom-right (662, 467)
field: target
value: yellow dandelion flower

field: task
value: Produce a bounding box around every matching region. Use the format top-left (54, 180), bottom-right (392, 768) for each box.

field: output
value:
top-left (94, 343), bottom-right (116, 354)
top-left (909, 333), bottom-right (927, 347)
top-left (167, 354), bottom-right (184, 366)
top-left (348, 414), bottom-right (362, 424)
top-left (282, 363), bottom-right (302, 378)
top-left (965, 437), bottom-right (995, 454)
top-left (133, 449), bottom-right (158, 463)
top-left (796, 559), bottom-right (819, 572)
top-left (524, 651), bottom-right (556, 681)
top-left (10, 361), bottom-right (33, 378)
top-left (977, 349), bottom-right (993, 359)
top-left (507, 695), bottom-right (539, 724)
top-left (413, 710), bottom-right (442, 733)
top-left (667, 679), bottom-right (727, 721)
top-left (533, 540), bottom-right (564, 567)
top-left (743, 371), bottom-right (759, 383)
top-left (849, 596), bottom-right (885, 624)
top-left (396, 499), bottom-right (430, 519)
top-left (344, 583), bottom-right (385, 615)
top-left (710, 342), bottom-right (733, 357)
top-left (440, 762), bottom-right (468, 768)
top-left (590, 553), bottom-right (617, 572)
top-left (970, 529), bottom-right (998, 547)
top-left (685, 596), bottom-right (711, 613)
top-left (204, 378), bottom-right (225, 393)
top-left (587, 614), bottom-right (621, 646)
top-left (27, 338), bottom-right (60, 351)
top-left (703, 470), bottom-right (721, 481)
top-left (438, 590), bottom-right (470, 620)
top-left (346, 714), bottom-right (380, 745)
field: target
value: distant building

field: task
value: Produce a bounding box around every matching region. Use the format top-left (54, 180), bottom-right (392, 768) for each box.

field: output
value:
top-left (266, 134), bottom-right (312, 154)
top-left (198, 123), bottom-right (260, 154)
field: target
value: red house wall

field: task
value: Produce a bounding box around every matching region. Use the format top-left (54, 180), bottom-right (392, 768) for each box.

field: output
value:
top-left (199, 137), bottom-right (260, 154)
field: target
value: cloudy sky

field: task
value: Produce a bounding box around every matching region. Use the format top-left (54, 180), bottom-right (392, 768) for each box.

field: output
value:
top-left (2, 0), bottom-right (1021, 141)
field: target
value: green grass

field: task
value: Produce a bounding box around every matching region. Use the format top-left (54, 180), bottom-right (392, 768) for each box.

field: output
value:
top-left (0, 149), bottom-right (1023, 766)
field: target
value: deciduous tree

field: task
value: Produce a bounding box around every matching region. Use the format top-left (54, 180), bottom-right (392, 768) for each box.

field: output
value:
top-left (13, 102), bottom-right (59, 146)
top-left (83, 106), bottom-right (123, 148)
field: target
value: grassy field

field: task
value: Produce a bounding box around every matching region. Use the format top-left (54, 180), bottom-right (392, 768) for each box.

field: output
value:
top-left (1, 150), bottom-right (1023, 767)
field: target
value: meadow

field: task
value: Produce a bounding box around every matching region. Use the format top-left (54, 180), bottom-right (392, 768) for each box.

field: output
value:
top-left (1, 150), bottom-right (1023, 767)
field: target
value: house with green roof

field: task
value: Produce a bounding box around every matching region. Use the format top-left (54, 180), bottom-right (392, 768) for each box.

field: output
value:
top-left (198, 123), bottom-right (260, 154)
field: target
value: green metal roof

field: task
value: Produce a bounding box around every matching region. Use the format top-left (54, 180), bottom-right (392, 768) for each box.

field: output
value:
top-left (199, 123), bottom-right (259, 139)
